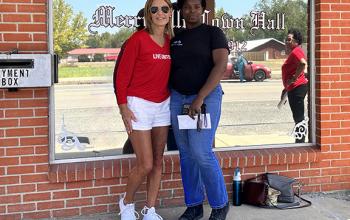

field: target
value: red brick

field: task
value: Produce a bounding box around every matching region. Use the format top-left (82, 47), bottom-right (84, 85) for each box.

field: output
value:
top-left (23, 192), bottom-right (50, 202)
top-left (6, 146), bottom-right (34, 156)
top-left (0, 195), bottom-right (21, 204)
top-left (19, 43), bottom-right (48, 51)
top-left (0, 138), bottom-right (19, 147)
top-left (300, 169), bottom-right (321, 177)
top-left (0, 176), bottom-right (19, 185)
top-left (52, 208), bottom-right (79, 218)
top-left (33, 89), bottom-right (48, 97)
top-left (35, 146), bottom-right (48, 154)
top-left (34, 108), bottom-right (48, 117)
top-left (3, 0), bottom-right (31, 2)
top-left (0, 214), bottom-right (21, 220)
top-left (321, 168), bottom-right (341, 176)
top-left (94, 178), bottom-right (119, 187)
top-left (37, 183), bottom-right (64, 191)
top-left (331, 4), bottom-right (350, 11)
top-left (37, 201), bottom-right (64, 210)
top-left (6, 128), bottom-right (34, 137)
top-left (19, 99), bottom-right (48, 108)
top-left (81, 205), bottom-right (108, 215)
top-left (7, 184), bottom-right (36, 194)
top-left (331, 159), bottom-right (350, 167)
top-left (3, 33), bottom-right (32, 41)
top-left (0, 119), bottom-right (19, 127)
top-left (20, 137), bottom-right (48, 146)
top-left (0, 100), bottom-right (18, 108)
top-left (331, 128), bottom-right (350, 136)
top-left (17, 4), bottom-right (47, 13)
top-left (320, 12), bottom-right (340, 19)
top-left (33, 14), bottom-right (46, 22)
top-left (4, 90), bottom-right (33, 98)
top-left (53, 190), bottom-right (79, 199)
top-left (5, 109), bottom-right (33, 118)
top-left (160, 179), bottom-right (183, 189)
top-left (36, 164), bottom-right (49, 172)
top-left (8, 203), bottom-right (36, 213)
top-left (7, 165), bottom-right (35, 174)
top-left (331, 175), bottom-right (350, 183)
top-left (21, 155), bottom-right (48, 164)
top-left (310, 176), bottom-right (331, 184)
top-left (21, 174), bottom-right (48, 183)
top-left (266, 164), bottom-right (288, 172)
top-left (20, 117), bottom-right (49, 127)
top-left (22, 211), bottom-right (50, 219)
top-left (0, 4), bottom-right (16, 12)
top-left (0, 157), bottom-right (19, 166)
top-left (81, 187), bottom-right (108, 197)
top-left (321, 152), bottom-right (341, 160)
top-left (0, 24), bottom-right (17, 32)
top-left (66, 198), bottom-right (93, 207)
top-left (0, 43), bottom-right (18, 52)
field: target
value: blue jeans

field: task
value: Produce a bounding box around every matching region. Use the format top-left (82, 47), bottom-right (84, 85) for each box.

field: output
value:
top-left (170, 85), bottom-right (228, 208)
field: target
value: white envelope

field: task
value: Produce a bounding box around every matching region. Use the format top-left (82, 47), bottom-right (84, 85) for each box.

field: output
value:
top-left (177, 114), bottom-right (211, 130)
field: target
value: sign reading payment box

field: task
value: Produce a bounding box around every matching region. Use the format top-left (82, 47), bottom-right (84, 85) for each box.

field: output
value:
top-left (0, 54), bottom-right (52, 88)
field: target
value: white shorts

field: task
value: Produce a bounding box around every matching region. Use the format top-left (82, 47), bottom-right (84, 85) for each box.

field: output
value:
top-left (127, 96), bottom-right (171, 130)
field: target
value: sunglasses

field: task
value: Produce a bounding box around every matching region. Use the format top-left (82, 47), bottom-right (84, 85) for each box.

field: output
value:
top-left (150, 6), bottom-right (170, 14)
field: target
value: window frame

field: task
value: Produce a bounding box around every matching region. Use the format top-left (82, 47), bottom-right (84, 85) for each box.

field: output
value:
top-left (48, 0), bottom-right (316, 164)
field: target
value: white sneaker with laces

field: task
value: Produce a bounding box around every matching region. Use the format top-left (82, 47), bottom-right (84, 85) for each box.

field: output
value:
top-left (141, 206), bottom-right (163, 220)
top-left (118, 195), bottom-right (139, 220)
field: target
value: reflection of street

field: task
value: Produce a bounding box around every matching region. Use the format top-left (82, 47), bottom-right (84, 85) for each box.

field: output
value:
top-left (54, 80), bottom-right (304, 156)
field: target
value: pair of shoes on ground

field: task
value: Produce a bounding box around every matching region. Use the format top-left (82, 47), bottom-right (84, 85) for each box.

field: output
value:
top-left (118, 196), bottom-right (163, 220)
top-left (179, 202), bottom-right (229, 220)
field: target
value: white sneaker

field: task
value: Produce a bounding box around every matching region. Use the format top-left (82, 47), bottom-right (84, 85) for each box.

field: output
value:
top-left (118, 195), bottom-right (139, 220)
top-left (141, 206), bottom-right (163, 220)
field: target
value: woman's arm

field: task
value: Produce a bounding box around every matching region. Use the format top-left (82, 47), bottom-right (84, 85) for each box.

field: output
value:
top-left (189, 48), bottom-right (228, 117)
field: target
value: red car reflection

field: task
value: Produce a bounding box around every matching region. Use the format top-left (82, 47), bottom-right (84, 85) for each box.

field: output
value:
top-left (223, 56), bottom-right (272, 82)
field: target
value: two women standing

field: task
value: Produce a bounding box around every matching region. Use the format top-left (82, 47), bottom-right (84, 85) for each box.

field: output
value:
top-left (115, 0), bottom-right (229, 219)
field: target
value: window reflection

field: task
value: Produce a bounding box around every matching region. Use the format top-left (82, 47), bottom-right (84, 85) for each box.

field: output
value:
top-left (53, 0), bottom-right (311, 160)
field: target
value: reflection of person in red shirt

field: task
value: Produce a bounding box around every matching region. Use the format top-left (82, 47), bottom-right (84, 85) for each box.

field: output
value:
top-left (282, 29), bottom-right (308, 143)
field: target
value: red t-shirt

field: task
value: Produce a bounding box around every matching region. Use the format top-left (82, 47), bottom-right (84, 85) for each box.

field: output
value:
top-left (282, 46), bottom-right (308, 91)
top-left (115, 29), bottom-right (171, 104)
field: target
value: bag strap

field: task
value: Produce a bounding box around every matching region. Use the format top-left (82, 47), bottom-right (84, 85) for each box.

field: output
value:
top-left (263, 192), bottom-right (312, 209)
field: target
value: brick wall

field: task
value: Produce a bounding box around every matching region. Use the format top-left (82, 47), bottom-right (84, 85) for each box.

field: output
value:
top-left (0, 0), bottom-right (349, 219)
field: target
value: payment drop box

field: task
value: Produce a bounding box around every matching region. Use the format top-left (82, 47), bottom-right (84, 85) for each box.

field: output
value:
top-left (0, 54), bottom-right (52, 88)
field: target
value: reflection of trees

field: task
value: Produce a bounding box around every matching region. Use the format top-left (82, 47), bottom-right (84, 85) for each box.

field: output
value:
top-left (85, 28), bottom-right (134, 49)
top-left (53, 0), bottom-right (88, 58)
top-left (216, 0), bottom-right (307, 42)
top-left (253, 0), bottom-right (307, 41)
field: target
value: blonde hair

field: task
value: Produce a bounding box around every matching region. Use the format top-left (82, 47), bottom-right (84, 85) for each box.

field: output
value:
top-left (144, 0), bottom-right (174, 38)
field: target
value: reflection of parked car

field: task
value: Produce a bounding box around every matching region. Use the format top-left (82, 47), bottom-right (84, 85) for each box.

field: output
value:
top-left (105, 55), bottom-right (118, 61)
top-left (223, 56), bottom-right (271, 82)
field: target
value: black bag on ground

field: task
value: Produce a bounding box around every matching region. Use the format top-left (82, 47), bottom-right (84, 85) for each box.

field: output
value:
top-left (266, 173), bottom-right (296, 203)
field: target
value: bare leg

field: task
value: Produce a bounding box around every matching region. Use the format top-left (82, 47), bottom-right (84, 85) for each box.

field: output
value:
top-left (146, 126), bottom-right (168, 207)
top-left (124, 130), bottom-right (153, 204)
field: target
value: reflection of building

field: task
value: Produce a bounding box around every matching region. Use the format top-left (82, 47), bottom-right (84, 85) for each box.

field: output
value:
top-left (67, 48), bottom-right (121, 62)
top-left (244, 38), bottom-right (286, 60)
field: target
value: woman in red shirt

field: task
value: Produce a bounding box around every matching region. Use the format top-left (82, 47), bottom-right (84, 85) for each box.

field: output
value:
top-left (282, 29), bottom-right (308, 143)
top-left (115, 0), bottom-right (173, 219)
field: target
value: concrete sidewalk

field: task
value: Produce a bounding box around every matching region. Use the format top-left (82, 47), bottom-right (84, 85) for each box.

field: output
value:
top-left (51, 192), bottom-right (350, 220)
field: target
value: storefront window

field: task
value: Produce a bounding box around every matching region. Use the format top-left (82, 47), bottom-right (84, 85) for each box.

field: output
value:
top-left (51, 0), bottom-right (314, 161)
